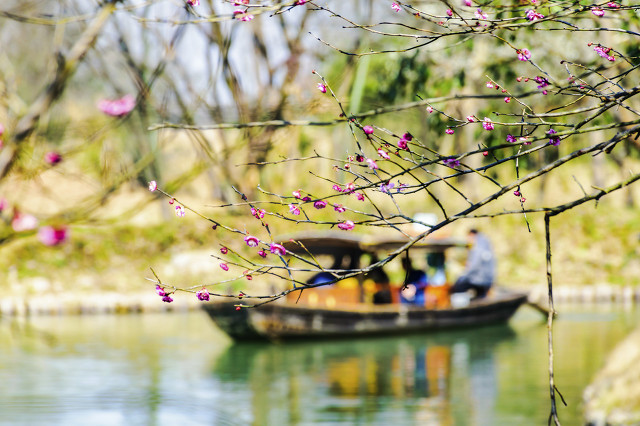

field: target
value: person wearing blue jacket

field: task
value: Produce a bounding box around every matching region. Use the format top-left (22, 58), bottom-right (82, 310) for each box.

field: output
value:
top-left (449, 229), bottom-right (495, 299)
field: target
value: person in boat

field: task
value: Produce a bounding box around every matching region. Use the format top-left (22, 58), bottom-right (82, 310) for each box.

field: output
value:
top-left (400, 256), bottom-right (428, 305)
top-left (449, 229), bottom-right (495, 299)
top-left (307, 254), bottom-right (345, 286)
top-left (368, 255), bottom-right (392, 304)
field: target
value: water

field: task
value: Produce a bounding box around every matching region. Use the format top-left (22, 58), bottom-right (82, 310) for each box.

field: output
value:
top-left (0, 306), bottom-right (637, 425)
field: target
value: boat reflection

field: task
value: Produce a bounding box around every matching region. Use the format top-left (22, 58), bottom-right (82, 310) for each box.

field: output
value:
top-left (212, 325), bottom-right (516, 424)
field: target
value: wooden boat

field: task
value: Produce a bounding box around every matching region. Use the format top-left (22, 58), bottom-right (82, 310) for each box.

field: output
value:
top-left (202, 232), bottom-right (528, 341)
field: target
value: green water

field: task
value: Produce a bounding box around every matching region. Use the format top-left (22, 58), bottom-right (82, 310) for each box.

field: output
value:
top-left (0, 306), bottom-right (637, 425)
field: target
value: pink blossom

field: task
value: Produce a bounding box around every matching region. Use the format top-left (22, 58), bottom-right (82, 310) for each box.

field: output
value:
top-left (97, 94), bottom-right (136, 117)
top-left (403, 132), bottom-right (413, 141)
top-left (44, 151), bottom-right (62, 165)
top-left (220, 263), bottom-right (229, 271)
top-left (221, 246), bottom-right (228, 254)
top-left (504, 97), bottom-right (511, 103)
top-left (332, 184), bottom-right (343, 192)
top-left (289, 204), bottom-right (301, 215)
top-left (591, 7), bottom-right (604, 17)
top-left (463, 0), bottom-right (472, 6)
top-left (517, 48), bottom-right (531, 61)
top-left (519, 137), bottom-right (531, 145)
top-left (363, 125), bottom-right (374, 135)
top-left (317, 83), bottom-right (327, 93)
top-left (466, 115), bottom-right (475, 122)
top-left (426, 106), bottom-right (434, 113)
top-left (475, 8), bottom-right (488, 20)
top-left (594, 45), bottom-right (615, 62)
top-left (345, 182), bottom-right (355, 192)
top-left (234, 10), bottom-right (254, 21)
top-left (482, 118), bottom-right (494, 131)
top-left (244, 235), bottom-right (260, 247)
top-left (148, 180), bottom-right (157, 192)
top-left (366, 158), bottom-right (378, 170)
top-left (314, 200), bottom-right (327, 209)
top-left (506, 134), bottom-right (517, 143)
top-left (397, 138), bottom-right (409, 150)
top-left (156, 285), bottom-right (166, 297)
top-left (514, 190), bottom-right (521, 197)
top-left (38, 226), bottom-right (69, 246)
top-left (377, 148), bottom-right (391, 159)
top-left (445, 128), bottom-right (454, 135)
top-left (525, 9), bottom-right (544, 21)
top-left (334, 204), bottom-right (346, 213)
top-left (296, 0), bottom-right (307, 4)
top-left (446, 9), bottom-right (453, 17)
top-left (607, 2), bottom-right (619, 8)
top-left (337, 220), bottom-right (355, 231)
top-left (187, 0), bottom-right (199, 5)
top-left (251, 207), bottom-right (266, 219)
top-left (443, 158), bottom-right (460, 168)
top-left (12, 212), bottom-right (38, 232)
top-left (162, 295), bottom-right (173, 303)
top-left (356, 192), bottom-right (365, 201)
top-left (175, 205), bottom-right (185, 217)
top-left (270, 243), bottom-right (286, 256)
top-left (196, 289), bottom-right (210, 301)
top-left (293, 190), bottom-right (302, 199)
top-left (391, 3), bottom-right (401, 12)
top-left (257, 249), bottom-right (267, 258)
top-left (547, 129), bottom-right (560, 146)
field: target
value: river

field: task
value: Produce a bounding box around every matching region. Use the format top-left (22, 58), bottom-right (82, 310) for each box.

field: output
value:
top-left (1, 305), bottom-right (638, 425)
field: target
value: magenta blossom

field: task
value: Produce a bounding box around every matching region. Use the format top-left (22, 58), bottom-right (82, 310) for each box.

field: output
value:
top-left (378, 148), bottom-right (391, 159)
top-left (443, 158), bottom-right (460, 168)
top-left (334, 204), bottom-right (346, 213)
top-left (519, 137), bottom-right (531, 145)
top-left (486, 81), bottom-right (495, 89)
top-left (345, 182), bottom-right (355, 192)
top-left (504, 97), bottom-right (511, 103)
top-left (148, 180), bottom-right (157, 192)
top-left (293, 190), bottom-right (302, 199)
top-left (517, 48), bottom-right (531, 61)
top-left (403, 133), bottom-right (413, 141)
top-left (175, 205), bottom-right (185, 217)
top-left (607, 2), bottom-right (619, 8)
top-left (289, 204), bottom-right (301, 215)
top-left (251, 207), bottom-right (266, 219)
top-left (446, 9), bottom-right (453, 17)
top-left (156, 285), bottom-right (166, 296)
top-left (38, 225), bottom-right (69, 246)
top-left (475, 8), bottom-right (488, 20)
top-left (221, 246), bottom-right (228, 254)
top-left (482, 118), bottom-right (494, 131)
top-left (466, 115), bottom-right (475, 122)
top-left (445, 128), bottom-right (454, 135)
top-left (234, 11), bottom-right (254, 21)
top-left (426, 106), bottom-right (434, 113)
top-left (98, 94), bottom-right (136, 117)
top-left (244, 235), bottom-right (260, 247)
top-left (257, 249), bottom-right (267, 258)
top-left (313, 200), bottom-right (327, 209)
top-left (363, 125), bottom-right (374, 135)
top-left (187, 0), bottom-right (199, 5)
top-left (525, 9), bottom-right (544, 21)
top-left (397, 138), bottom-right (409, 150)
top-left (463, 0), bottom-right (472, 6)
top-left (270, 243), bottom-right (286, 256)
top-left (196, 289), bottom-right (210, 301)
top-left (337, 220), bottom-right (355, 231)
top-left (391, 2), bottom-right (401, 12)
top-left (594, 45), bottom-right (615, 62)
top-left (356, 192), bottom-right (365, 201)
top-left (220, 263), bottom-right (229, 271)
top-left (547, 129), bottom-right (560, 146)
top-left (367, 158), bottom-right (378, 170)
top-left (591, 7), bottom-right (604, 17)
top-left (317, 83), bottom-right (327, 93)
top-left (45, 151), bottom-right (62, 165)
top-left (332, 184), bottom-right (343, 192)
top-left (162, 294), bottom-right (173, 303)
top-left (506, 134), bottom-right (517, 143)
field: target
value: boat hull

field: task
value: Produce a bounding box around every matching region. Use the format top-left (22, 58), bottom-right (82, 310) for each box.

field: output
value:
top-left (202, 292), bottom-right (528, 341)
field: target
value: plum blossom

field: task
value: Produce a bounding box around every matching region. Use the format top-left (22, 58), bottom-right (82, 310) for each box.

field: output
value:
top-left (403, 133), bottom-right (413, 141)
top-left (293, 190), bottom-right (302, 199)
top-left (486, 81), bottom-right (495, 89)
top-left (257, 249), bottom-right (267, 258)
top-left (363, 125), bottom-right (374, 135)
top-left (443, 158), bottom-right (460, 168)
top-left (45, 151), bottom-right (62, 165)
top-left (244, 235), bottom-right (260, 247)
top-left (337, 220), bottom-right (355, 231)
top-left (313, 200), bottom-right (327, 209)
top-left (98, 94), bottom-right (136, 117)
top-left (504, 97), bottom-right (511, 103)
top-left (525, 9), bottom-right (544, 21)
top-left (355, 192), bottom-right (365, 201)
top-left (397, 138), bottom-right (409, 150)
top-left (482, 118), bottom-right (494, 131)
top-left (463, 0), bottom-right (472, 6)
top-left (519, 137), bottom-right (531, 145)
top-left (474, 8), bottom-right (488, 20)
top-left (296, 0), bottom-right (307, 4)
top-left (220, 263), bottom-right (229, 271)
top-left (391, 3), bottom-right (401, 12)
top-left (426, 106), bottom-right (434, 113)
top-left (535, 76), bottom-right (550, 89)
top-left (591, 7), bottom-right (604, 17)
top-left (187, 0), bottom-right (199, 5)
top-left (517, 48), bottom-right (531, 61)
top-left (594, 45), bottom-right (615, 62)
top-left (221, 246), bottom-right (228, 254)
top-left (270, 243), bottom-right (286, 256)
top-left (445, 128), bottom-right (455, 135)
top-left (317, 83), bottom-right (327, 93)
top-left (466, 115), bottom-right (475, 122)
top-left (148, 180), bottom-right (157, 192)
top-left (175, 205), bottom-right (185, 217)
top-left (334, 204), bottom-right (346, 213)
top-left (607, 2), bottom-right (620, 8)
top-left (506, 134), bottom-right (517, 143)
top-left (251, 207), bottom-right (266, 219)
top-left (156, 285), bottom-right (166, 296)
top-left (38, 226), bottom-right (69, 246)
top-left (162, 295), bottom-right (173, 303)
top-left (196, 289), bottom-right (210, 301)
top-left (547, 129), bottom-right (560, 146)
top-left (377, 148), bottom-right (391, 159)
top-left (302, 196), bottom-right (311, 202)
top-left (12, 212), bottom-right (38, 232)
top-left (446, 9), bottom-right (453, 17)
top-left (289, 204), bottom-right (301, 215)
top-left (367, 158), bottom-right (378, 169)
top-left (234, 10), bottom-right (254, 21)
top-left (332, 184), bottom-right (343, 192)
top-left (345, 182), bottom-right (355, 192)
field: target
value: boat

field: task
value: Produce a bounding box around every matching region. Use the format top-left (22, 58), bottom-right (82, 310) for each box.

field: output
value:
top-left (202, 232), bottom-right (528, 341)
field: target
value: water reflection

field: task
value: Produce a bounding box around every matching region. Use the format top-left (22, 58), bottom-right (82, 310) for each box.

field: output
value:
top-left (213, 325), bottom-right (515, 425)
